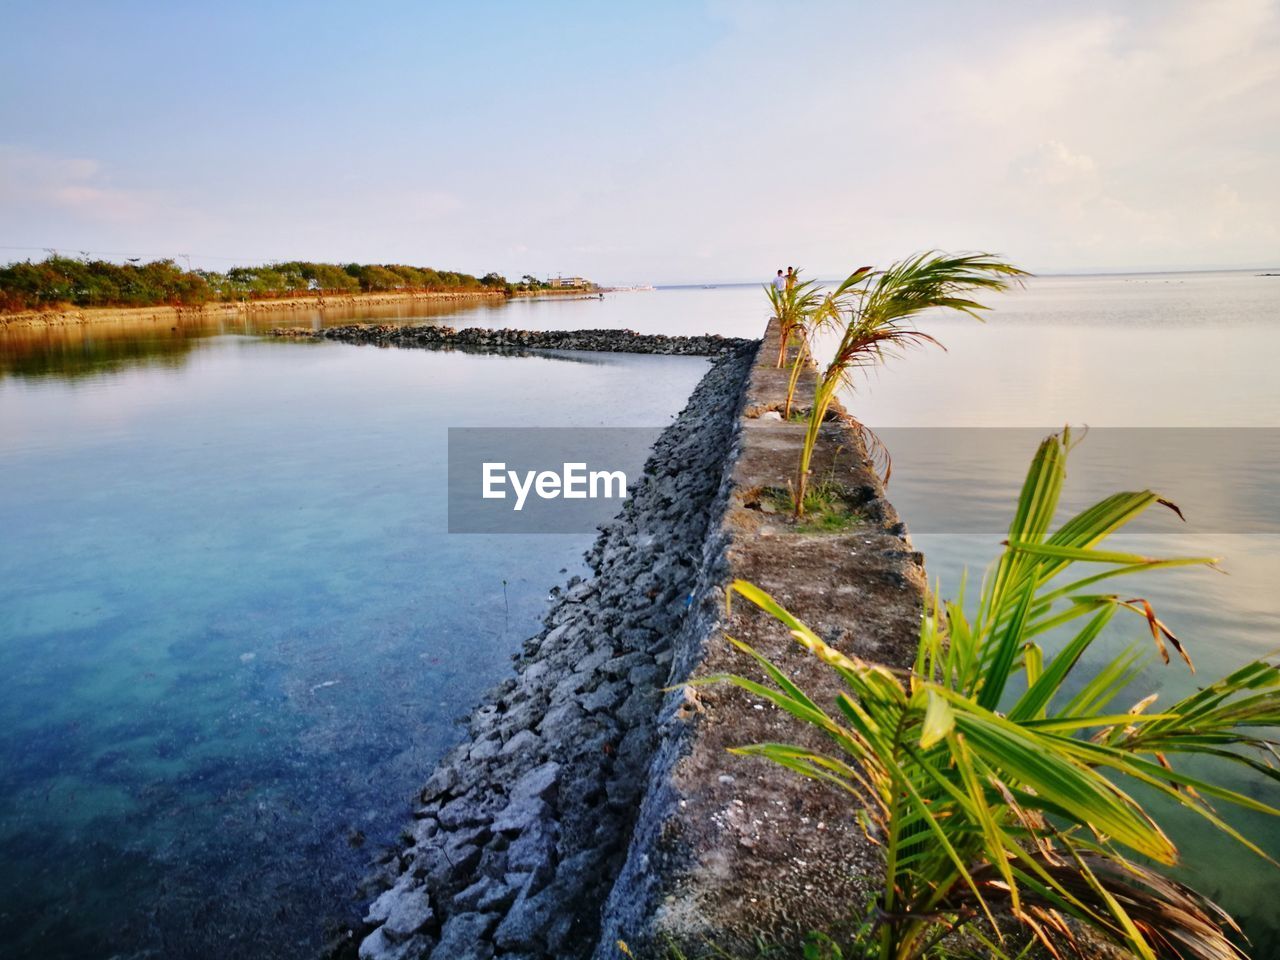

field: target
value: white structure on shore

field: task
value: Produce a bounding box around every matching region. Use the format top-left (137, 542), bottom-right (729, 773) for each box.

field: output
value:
top-left (547, 275), bottom-right (591, 289)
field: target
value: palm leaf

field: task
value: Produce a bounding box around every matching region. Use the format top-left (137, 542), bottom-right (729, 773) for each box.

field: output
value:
top-left (715, 427), bottom-right (1279, 959)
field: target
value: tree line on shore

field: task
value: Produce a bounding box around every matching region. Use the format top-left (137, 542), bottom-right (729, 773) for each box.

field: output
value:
top-left (0, 255), bottom-right (531, 313)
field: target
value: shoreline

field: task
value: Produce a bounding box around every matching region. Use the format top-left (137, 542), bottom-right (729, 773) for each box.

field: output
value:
top-left (508, 288), bottom-right (598, 299)
top-left (0, 290), bottom-right (507, 330)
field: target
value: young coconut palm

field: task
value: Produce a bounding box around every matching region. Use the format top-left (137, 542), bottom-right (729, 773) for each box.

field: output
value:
top-left (783, 287), bottom-right (846, 420)
top-left (794, 252), bottom-right (1028, 515)
top-left (712, 430), bottom-right (1280, 960)
top-left (765, 270), bottom-right (824, 368)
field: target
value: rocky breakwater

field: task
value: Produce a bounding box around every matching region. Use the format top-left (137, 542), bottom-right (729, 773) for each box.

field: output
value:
top-left (347, 341), bottom-right (758, 960)
top-left (596, 318), bottom-right (927, 956)
top-left (272, 323), bottom-right (753, 356)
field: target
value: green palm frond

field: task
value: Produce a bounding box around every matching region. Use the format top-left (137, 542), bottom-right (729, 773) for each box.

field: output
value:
top-left (765, 270), bottom-right (825, 368)
top-left (793, 253), bottom-right (1029, 515)
top-left (784, 286), bottom-right (847, 418)
top-left (716, 430), bottom-right (1280, 960)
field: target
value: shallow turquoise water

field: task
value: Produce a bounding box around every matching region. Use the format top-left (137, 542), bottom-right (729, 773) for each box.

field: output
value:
top-left (0, 332), bottom-right (710, 958)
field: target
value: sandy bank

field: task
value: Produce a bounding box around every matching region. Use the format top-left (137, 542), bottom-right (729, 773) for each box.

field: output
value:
top-left (0, 290), bottom-right (506, 330)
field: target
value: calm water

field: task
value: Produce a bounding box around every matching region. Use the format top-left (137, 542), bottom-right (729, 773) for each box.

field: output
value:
top-left (0, 326), bottom-right (711, 958)
top-left (1, 272), bottom-right (1278, 956)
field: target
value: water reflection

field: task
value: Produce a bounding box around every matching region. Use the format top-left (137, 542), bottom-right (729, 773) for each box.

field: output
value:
top-left (0, 321), bottom-right (205, 380)
top-left (0, 286), bottom-right (768, 384)
top-left (0, 297), bottom-right (499, 381)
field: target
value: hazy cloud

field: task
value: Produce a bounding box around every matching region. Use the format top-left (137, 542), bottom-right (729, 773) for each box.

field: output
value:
top-left (0, 1), bottom-right (1276, 280)
top-left (0, 146), bottom-right (164, 224)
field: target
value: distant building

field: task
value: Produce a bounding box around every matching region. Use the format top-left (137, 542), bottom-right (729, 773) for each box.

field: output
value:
top-left (547, 276), bottom-right (591, 289)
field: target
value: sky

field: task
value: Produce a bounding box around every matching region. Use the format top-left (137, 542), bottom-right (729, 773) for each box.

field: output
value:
top-left (1, 0), bottom-right (1277, 284)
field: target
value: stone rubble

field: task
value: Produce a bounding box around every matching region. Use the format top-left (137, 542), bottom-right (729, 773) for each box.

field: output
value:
top-left (273, 323), bottom-right (754, 357)
top-left (346, 341), bottom-right (758, 960)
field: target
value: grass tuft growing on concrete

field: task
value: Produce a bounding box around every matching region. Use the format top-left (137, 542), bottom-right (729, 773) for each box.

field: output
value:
top-left (760, 481), bottom-right (866, 533)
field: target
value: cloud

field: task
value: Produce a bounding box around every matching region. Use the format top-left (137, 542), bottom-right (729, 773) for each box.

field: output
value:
top-left (555, 0), bottom-right (1280, 278)
top-left (2, 1), bottom-right (1277, 279)
top-left (893, 0), bottom-right (1280, 270)
top-left (48, 184), bottom-right (155, 221)
top-left (399, 190), bottom-right (464, 219)
top-left (1013, 142), bottom-right (1098, 189)
top-left (0, 145), bottom-right (163, 224)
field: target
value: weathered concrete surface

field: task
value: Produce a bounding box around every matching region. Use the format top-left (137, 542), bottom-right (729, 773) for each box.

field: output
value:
top-left (597, 319), bottom-right (927, 957)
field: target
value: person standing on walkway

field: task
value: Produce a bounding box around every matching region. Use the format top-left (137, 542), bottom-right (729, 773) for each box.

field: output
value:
top-left (785, 266), bottom-right (796, 291)
top-left (773, 269), bottom-right (786, 292)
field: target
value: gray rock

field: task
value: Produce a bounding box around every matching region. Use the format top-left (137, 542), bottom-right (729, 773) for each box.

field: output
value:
top-left (580, 681), bottom-right (625, 714)
top-left (510, 761), bottom-right (560, 802)
top-left (343, 344), bottom-right (760, 960)
top-left (437, 797), bottom-right (487, 830)
top-left (420, 765), bottom-right (458, 802)
top-left (571, 647), bottom-right (613, 676)
top-left (432, 911), bottom-right (498, 960)
top-left (411, 815), bottom-right (440, 846)
top-left (518, 659), bottom-right (551, 684)
top-left (417, 829), bottom-right (486, 892)
top-left (544, 902), bottom-right (583, 954)
top-left (492, 795), bottom-right (549, 834)
top-left (617, 689), bottom-right (659, 726)
top-left (553, 847), bottom-right (607, 898)
top-left (364, 875), bottom-right (418, 925)
top-left (602, 652), bottom-right (646, 678)
top-left (492, 885), bottom-right (557, 951)
top-left (506, 820), bottom-right (557, 874)
top-left (550, 672), bottom-right (585, 701)
top-left (382, 885), bottom-right (434, 942)
top-left (468, 736), bottom-right (502, 761)
top-left (478, 877), bottom-right (521, 912)
top-left (358, 926), bottom-right (432, 960)
top-left (628, 662), bottom-right (664, 687)
top-left (565, 581), bottom-right (595, 602)
top-left (540, 622), bottom-right (574, 647)
top-left (498, 697), bottom-right (543, 735)
top-left (605, 769), bottom-right (643, 806)
top-left (499, 728), bottom-right (540, 757)
top-left (538, 701), bottom-right (583, 738)
top-left (452, 877), bottom-right (494, 912)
